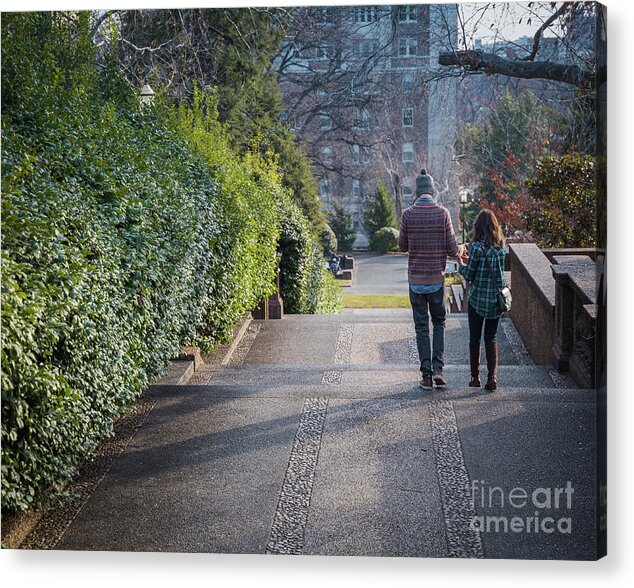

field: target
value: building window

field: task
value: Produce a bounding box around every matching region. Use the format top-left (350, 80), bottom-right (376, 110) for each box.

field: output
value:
top-left (398, 37), bottom-right (418, 57)
top-left (353, 212), bottom-right (361, 230)
top-left (320, 178), bottom-right (331, 199)
top-left (354, 6), bottom-right (378, 22)
top-left (352, 144), bottom-right (360, 164)
top-left (403, 73), bottom-right (414, 93)
top-left (352, 144), bottom-right (370, 164)
top-left (402, 142), bottom-right (414, 163)
top-left (353, 108), bottom-right (370, 130)
top-left (352, 179), bottom-right (361, 199)
top-left (318, 43), bottom-right (334, 59)
top-left (321, 146), bottom-right (333, 165)
top-left (352, 39), bottom-right (379, 59)
top-left (316, 7), bottom-right (333, 24)
top-left (402, 108), bottom-right (414, 128)
top-left (320, 114), bottom-right (332, 131)
top-left (398, 5), bottom-right (418, 23)
top-left (401, 185), bottom-right (413, 202)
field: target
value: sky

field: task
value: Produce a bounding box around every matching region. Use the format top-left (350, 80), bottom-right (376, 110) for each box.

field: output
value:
top-left (458, 2), bottom-right (562, 43)
top-left (4, 1), bottom-right (564, 44)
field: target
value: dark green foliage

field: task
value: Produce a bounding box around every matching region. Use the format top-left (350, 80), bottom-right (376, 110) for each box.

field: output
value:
top-left (364, 183), bottom-right (397, 251)
top-left (278, 202), bottom-right (343, 314)
top-left (373, 227), bottom-right (400, 253)
top-left (524, 154), bottom-right (596, 247)
top-left (1, 12), bottom-right (334, 515)
top-left (328, 203), bottom-right (357, 252)
top-left (117, 8), bottom-right (326, 231)
top-left (269, 131), bottom-right (324, 229)
top-left (319, 224), bottom-right (338, 256)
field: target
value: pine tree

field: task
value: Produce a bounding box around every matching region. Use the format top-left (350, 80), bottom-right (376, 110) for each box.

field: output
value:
top-left (364, 183), bottom-right (397, 251)
top-left (328, 203), bottom-right (356, 252)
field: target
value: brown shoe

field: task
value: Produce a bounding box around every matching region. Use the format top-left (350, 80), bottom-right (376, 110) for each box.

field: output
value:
top-left (433, 371), bottom-right (446, 387)
top-left (419, 373), bottom-right (433, 389)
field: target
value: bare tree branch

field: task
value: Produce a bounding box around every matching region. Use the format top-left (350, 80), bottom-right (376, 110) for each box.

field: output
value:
top-left (438, 49), bottom-right (598, 88)
top-left (522, 3), bottom-right (570, 61)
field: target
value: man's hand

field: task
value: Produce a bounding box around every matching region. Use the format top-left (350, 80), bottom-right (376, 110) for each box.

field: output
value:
top-left (457, 244), bottom-right (469, 265)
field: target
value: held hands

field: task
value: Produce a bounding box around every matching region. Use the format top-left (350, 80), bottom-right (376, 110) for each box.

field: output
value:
top-left (457, 244), bottom-right (469, 266)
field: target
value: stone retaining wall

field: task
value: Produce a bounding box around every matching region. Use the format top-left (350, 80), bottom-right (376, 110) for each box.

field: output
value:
top-left (508, 244), bottom-right (556, 365)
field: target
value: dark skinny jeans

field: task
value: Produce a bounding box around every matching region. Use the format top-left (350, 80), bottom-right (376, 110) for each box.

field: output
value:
top-left (409, 286), bottom-right (445, 375)
top-left (468, 303), bottom-right (500, 347)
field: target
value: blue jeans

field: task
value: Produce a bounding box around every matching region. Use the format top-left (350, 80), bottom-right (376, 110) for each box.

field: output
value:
top-left (409, 286), bottom-right (445, 375)
top-left (468, 303), bottom-right (500, 347)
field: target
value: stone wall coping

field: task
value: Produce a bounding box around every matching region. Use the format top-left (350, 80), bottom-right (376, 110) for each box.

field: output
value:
top-left (542, 248), bottom-right (604, 262)
top-left (508, 243), bottom-right (555, 307)
top-left (552, 255), bottom-right (596, 266)
top-left (552, 261), bottom-right (596, 305)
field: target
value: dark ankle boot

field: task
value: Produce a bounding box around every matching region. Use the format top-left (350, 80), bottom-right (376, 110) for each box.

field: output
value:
top-left (469, 345), bottom-right (481, 387)
top-left (484, 340), bottom-right (498, 391)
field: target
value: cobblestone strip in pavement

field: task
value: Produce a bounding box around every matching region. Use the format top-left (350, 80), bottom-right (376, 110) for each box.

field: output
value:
top-left (266, 397), bottom-right (328, 555)
top-left (407, 333), bottom-right (420, 365)
top-left (321, 323), bottom-right (353, 386)
top-left (501, 320), bottom-right (534, 366)
top-left (429, 400), bottom-right (484, 558)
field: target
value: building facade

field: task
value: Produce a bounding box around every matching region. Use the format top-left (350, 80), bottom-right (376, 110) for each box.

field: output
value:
top-left (278, 4), bottom-right (459, 247)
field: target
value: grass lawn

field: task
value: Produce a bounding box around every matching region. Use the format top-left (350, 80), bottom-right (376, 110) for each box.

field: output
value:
top-left (343, 294), bottom-right (411, 308)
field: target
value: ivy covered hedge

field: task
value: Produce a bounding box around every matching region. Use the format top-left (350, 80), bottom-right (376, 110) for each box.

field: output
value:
top-left (1, 13), bottom-right (340, 515)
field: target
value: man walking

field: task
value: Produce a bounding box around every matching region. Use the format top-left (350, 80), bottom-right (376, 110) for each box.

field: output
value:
top-left (398, 169), bottom-right (463, 389)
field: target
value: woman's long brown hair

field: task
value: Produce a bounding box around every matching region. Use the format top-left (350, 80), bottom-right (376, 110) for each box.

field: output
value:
top-left (472, 209), bottom-right (505, 248)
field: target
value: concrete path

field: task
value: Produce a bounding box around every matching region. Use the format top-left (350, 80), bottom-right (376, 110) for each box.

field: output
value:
top-left (52, 310), bottom-right (597, 560)
top-left (345, 253), bottom-right (409, 295)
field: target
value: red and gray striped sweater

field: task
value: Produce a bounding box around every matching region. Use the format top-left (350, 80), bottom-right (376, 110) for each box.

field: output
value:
top-left (398, 197), bottom-right (460, 285)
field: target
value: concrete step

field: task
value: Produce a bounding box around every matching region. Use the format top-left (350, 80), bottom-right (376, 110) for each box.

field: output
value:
top-left (153, 379), bottom-right (594, 402)
top-left (246, 316), bottom-right (524, 366)
top-left (194, 363), bottom-right (564, 389)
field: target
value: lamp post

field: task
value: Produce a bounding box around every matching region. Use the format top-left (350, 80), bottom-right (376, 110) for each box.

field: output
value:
top-left (460, 188), bottom-right (468, 244)
top-left (140, 83), bottom-right (155, 106)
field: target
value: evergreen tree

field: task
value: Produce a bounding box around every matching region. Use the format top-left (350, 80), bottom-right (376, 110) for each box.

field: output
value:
top-left (328, 203), bottom-right (356, 252)
top-left (364, 183), bottom-right (397, 251)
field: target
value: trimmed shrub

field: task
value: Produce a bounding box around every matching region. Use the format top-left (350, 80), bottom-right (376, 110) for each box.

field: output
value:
top-left (278, 201), bottom-right (343, 314)
top-left (374, 227), bottom-right (400, 253)
top-left (1, 12), bottom-right (334, 515)
top-left (318, 223), bottom-right (338, 256)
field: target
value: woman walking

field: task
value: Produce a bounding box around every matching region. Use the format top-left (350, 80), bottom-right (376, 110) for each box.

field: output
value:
top-left (458, 209), bottom-right (507, 391)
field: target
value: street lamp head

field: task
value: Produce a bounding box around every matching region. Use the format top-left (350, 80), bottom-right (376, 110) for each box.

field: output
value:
top-left (140, 83), bottom-right (155, 105)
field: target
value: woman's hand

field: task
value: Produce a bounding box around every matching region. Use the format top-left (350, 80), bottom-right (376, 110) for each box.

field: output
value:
top-left (457, 244), bottom-right (469, 265)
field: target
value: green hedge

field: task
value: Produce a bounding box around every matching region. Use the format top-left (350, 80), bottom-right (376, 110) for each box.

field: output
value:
top-left (278, 201), bottom-right (343, 315)
top-left (1, 12), bottom-right (338, 515)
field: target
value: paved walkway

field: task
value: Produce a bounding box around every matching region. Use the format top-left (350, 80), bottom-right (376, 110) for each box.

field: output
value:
top-left (49, 309), bottom-right (597, 559)
top-left (345, 253), bottom-right (409, 295)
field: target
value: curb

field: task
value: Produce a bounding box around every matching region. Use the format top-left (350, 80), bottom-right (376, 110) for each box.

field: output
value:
top-left (220, 316), bottom-right (253, 365)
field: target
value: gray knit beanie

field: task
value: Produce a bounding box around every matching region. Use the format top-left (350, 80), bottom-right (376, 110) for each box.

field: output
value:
top-left (415, 168), bottom-right (435, 196)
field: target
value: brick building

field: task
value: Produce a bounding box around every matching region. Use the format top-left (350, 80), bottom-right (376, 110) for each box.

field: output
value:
top-left (278, 4), bottom-right (459, 247)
